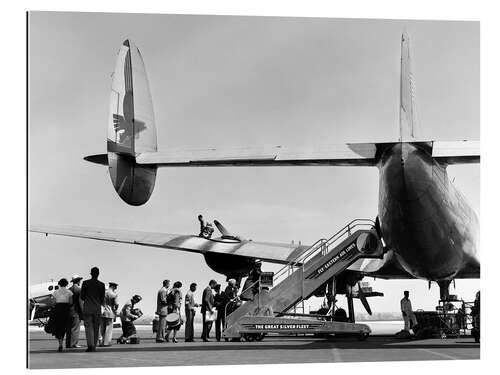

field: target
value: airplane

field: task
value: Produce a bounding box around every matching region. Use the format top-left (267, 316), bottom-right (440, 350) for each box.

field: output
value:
top-left (30, 32), bottom-right (479, 314)
top-left (28, 281), bottom-right (60, 324)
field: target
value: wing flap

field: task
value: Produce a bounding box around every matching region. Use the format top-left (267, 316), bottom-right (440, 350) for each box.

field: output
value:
top-left (29, 225), bottom-right (309, 265)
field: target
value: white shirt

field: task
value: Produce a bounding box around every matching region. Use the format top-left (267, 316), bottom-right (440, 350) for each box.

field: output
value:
top-left (53, 287), bottom-right (73, 303)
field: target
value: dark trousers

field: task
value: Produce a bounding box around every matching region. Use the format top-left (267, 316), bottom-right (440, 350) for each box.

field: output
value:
top-left (185, 308), bottom-right (195, 341)
top-left (201, 311), bottom-right (212, 340)
top-left (215, 310), bottom-right (225, 341)
top-left (65, 314), bottom-right (81, 348)
top-left (83, 313), bottom-right (100, 349)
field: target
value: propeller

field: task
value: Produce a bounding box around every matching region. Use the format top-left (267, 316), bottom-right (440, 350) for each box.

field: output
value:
top-left (357, 282), bottom-right (372, 315)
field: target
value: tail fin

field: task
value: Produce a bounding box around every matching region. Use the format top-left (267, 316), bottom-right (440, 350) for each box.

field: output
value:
top-left (107, 39), bottom-right (158, 205)
top-left (399, 32), bottom-right (417, 141)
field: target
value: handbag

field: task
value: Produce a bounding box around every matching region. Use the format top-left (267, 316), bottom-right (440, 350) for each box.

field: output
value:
top-left (205, 310), bottom-right (217, 322)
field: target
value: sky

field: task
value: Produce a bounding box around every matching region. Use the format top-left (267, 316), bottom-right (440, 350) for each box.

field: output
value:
top-left (28, 12), bottom-right (479, 317)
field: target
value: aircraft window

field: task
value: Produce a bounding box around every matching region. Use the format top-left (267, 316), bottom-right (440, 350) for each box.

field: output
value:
top-left (55, 286), bottom-right (59, 290)
top-left (48, 285), bottom-right (53, 291)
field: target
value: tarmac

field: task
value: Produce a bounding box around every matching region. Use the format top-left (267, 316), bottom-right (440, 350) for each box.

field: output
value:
top-left (28, 321), bottom-right (479, 369)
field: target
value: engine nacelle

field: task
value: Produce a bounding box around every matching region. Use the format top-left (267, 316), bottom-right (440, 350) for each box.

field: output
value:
top-left (203, 253), bottom-right (256, 280)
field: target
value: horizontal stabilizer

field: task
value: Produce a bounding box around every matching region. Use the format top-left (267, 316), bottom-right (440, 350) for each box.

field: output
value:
top-left (84, 154), bottom-right (109, 166)
top-left (136, 143), bottom-right (379, 167)
top-left (431, 140), bottom-right (480, 164)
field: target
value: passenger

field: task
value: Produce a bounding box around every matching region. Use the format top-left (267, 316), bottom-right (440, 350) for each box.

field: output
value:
top-left (400, 290), bottom-right (417, 333)
top-left (118, 295), bottom-right (142, 343)
top-left (80, 267), bottom-right (105, 352)
top-left (165, 281), bottom-right (183, 343)
top-left (184, 282), bottom-right (199, 342)
top-left (224, 279), bottom-right (239, 316)
top-left (49, 278), bottom-right (73, 352)
top-left (241, 262), bottom-right (262, 301)
top-left (155, 279), bottom-right (170, 343)
top-left (65, 275), bottom-right (83, 349)
top-left (99, 282), bottom-right (118, 347)
top-left (201, 279), bottom-right (217, 342)
top-left (214, 284), bottom-right (226, 341)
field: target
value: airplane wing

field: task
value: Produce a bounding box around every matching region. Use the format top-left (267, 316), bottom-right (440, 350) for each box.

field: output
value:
top-left (29, 225), bottom-right (310, 265)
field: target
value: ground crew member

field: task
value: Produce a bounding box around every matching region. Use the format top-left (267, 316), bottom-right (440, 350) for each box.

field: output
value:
top-left (155, 279), bottom-right (170, 343)
top-left (198, 214), bottom-right (214, 239)
top-left (201, 279), bottom-right (217, 342)
top-left (184, 283), bottom-right (199, 342)
top-left (401, 290), bottom-right (417, 332)
top-left (99, 282), bottom-right (118, 347)
top-left (66, 275), bottom-right (83, 348)
top-left (80, 267), bottom-right (105, 352)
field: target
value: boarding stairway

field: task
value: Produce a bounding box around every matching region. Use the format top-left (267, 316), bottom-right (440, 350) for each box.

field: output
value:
top-left (223, 219), bottom-right (385, 339)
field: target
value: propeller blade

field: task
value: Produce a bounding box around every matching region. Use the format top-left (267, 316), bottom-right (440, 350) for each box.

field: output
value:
top-left (357, 282), bottom-right (372, 315)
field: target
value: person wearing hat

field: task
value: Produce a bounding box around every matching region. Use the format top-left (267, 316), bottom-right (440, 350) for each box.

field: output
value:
top-left (99, 282), bottom-right (119, 347)
top-left (118, 294), bottom-right (142, 344)
top-left (80, 267), bottom-right (105, 352)
top-left (184, 282), bottom-right (199, 342)
top-left (65, 275), bottom-right (83, 349)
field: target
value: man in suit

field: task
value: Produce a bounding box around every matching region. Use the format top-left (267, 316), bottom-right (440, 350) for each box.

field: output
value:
top-left (65, 275), bottom-right (83, 348)
top-left (155, 279), bottom-right (170, 343)
top-left (80, 267), bottom-right (105, 352)
top-left (201, 279), bottom-right (217, 342)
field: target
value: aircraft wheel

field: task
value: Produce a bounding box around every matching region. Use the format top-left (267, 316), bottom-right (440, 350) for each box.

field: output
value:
top-left (243, 333), bottom-right (255, 342)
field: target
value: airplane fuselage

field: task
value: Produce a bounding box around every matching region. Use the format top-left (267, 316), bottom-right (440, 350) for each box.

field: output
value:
top-left (378, 142), bottom-right (479, 280)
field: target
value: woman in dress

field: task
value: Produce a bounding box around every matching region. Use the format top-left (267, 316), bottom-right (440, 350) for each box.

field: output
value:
top-left (49, 278), bottom-right (73, 352)
top-left (165, 281), bottom-right (183, 343)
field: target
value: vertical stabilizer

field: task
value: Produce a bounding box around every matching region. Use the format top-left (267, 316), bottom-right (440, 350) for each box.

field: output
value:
top-left (399, 32), bottom-right (417, 141)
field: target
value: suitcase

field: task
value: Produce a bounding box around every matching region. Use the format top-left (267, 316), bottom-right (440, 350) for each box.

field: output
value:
top-left (129, 336), bottom-right (140, 344)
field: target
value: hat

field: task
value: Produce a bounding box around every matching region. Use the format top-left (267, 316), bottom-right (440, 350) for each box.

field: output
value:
top-left (109, 282), bottom-right (118, 287)
top-left (71, 275), bottom-right (83, 283)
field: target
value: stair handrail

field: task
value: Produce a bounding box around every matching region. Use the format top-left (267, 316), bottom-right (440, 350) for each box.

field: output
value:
top-left (273, 218), bottom-right (375, 285)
